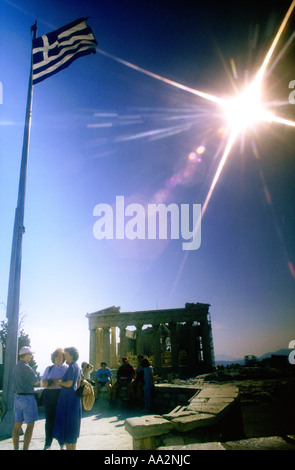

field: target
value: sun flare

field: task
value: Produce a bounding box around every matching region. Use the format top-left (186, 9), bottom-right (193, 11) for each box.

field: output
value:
top-left (97, 0), bottom-right (295, 221)
top-left (223, 82), bottom-right (274, 133)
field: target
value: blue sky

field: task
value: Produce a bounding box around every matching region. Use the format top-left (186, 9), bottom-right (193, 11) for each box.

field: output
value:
top-left (1, 0), bottom-right (295, 374)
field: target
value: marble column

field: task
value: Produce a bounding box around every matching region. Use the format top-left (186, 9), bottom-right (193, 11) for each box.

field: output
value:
top-left (103, 327), bottom-right (110, 365)
top-left (186, 321), bottom-right (196, 368)
top-left (200, 319), bottom-right (212, 368)
top-left (152, 323), bottom-right (161, 372)
top-left (169, 322), bottom-right (179, 370)
top-left (135, 323), bottom-right (144, 356)
top-left (110, 326), bottom-right (117, 368)
top-left (89, 328), bottom-right (97, 368)
top-left (96, 328), bottom-right (104, 368)
top-left (119, 325), bottom-right (127, 358)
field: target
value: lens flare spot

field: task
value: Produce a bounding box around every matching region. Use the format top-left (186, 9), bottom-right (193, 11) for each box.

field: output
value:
top-left (264, 186), bottom-right (272, 205)
top-left (217, 126), bottom-right (226, 139)
top-left (288, 261), bottom-right (295, 279)
top-left (196, 145), bottom-right (206, 155)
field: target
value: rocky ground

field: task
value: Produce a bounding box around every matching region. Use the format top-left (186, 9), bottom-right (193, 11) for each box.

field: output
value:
top-left (170, 366), bottom-right (295, 439)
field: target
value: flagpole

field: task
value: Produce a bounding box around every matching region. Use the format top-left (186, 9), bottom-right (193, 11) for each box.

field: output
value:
top-left (0, 23), bottom-right (36, 438)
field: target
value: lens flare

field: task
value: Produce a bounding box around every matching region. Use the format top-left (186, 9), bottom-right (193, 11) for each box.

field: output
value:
top-left (96, 0), bottom-right (295, 285)
top-left (196, 145), bottom-right (205, 155)
top-left (288, 262), bottom-right (295, 279)
top-left (223, 83), bottom-right (274, 132)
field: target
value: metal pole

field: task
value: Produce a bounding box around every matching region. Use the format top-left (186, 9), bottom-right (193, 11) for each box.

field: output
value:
top-left (0, 24), bottom-right (36, 438)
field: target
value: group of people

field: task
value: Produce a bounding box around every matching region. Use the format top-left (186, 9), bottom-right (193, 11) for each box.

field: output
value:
top-left (11, 347), bottom-right (154, 451)
top-left (12, 345), bottom-right (82, 450)
top-left (94, 355), bottom-right (155, 412)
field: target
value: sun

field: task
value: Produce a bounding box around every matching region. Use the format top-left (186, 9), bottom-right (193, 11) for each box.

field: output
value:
top-left (222, 82), bottom-right (274, 133)
top-left (96, 0), bottom-right (295, 220)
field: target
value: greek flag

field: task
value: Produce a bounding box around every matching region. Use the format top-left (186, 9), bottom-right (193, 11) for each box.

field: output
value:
top-left (32, 18), bottom-right (97, 84)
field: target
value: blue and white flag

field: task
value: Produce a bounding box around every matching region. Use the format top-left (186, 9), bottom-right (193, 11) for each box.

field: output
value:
top-left (32, 18), bottom-right (97, 84)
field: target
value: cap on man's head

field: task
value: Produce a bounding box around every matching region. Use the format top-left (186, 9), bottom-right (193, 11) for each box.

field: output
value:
top-left (122, 356), bottom-right (128, 361)
top-left (19, 346), bottom-right (34, 356)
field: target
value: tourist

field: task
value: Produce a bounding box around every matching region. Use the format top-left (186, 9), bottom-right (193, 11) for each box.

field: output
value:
top-left (132, 355), bottom-right (145, 407)
top-left (11, 346), bottom-right (39, 450)
top-left (81, 361), bottom-right (94, 383)
top-left (112, 357), bottom-right (135, 402)
top-left (142, 358), bottom-right (155, 412)
top-left (52, 347), bottom-right (82, 450)
top-left (94, 362), bottom-right (113, 402)
top-left (41, 348), bottom-right (68, 450)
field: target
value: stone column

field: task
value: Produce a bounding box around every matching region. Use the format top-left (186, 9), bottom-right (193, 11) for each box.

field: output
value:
top-left (169, 322), bottom-right (179, 371)
top-left (152, 323), bottom-right (161, 372)
top-left (200, 319), bottom-right (212, 369)
top-left (119, 325), bottom-right (127, 358)
top-left (135, 323), bottom-right (144, 356)
top-left (103, 327), bottom-right (110, 365)
top-left (110, 327), bottom-right (117, 368)
top-left (96, 328), bottom-right (104, 368)
top-left (186, 321), bottom-right (196, 368)
top-left (89, 328), bottom-right (97, 368)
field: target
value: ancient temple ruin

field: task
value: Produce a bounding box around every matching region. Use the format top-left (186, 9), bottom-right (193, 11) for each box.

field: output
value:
top-left (86, 303), bottom-right (214, 375)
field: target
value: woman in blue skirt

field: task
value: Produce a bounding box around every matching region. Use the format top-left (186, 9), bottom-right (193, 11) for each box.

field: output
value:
top-left (53, 347), bottom-right (82, 450)
top-left (142, 358), bottom-right (155, 412)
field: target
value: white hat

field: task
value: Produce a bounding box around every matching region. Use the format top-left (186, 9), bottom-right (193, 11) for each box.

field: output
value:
top-left (19, 346), bottom-right (34, 356)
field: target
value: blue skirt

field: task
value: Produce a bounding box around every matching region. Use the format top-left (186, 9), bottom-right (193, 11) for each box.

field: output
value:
top-left (53, 387), bottom-right (82, 444)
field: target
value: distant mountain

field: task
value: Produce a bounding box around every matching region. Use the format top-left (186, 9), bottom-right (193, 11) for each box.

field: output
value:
top-left (214, 354), bottom-right (244, 366)
top-left (214, 354), bottom-right (239, 361)
top-left (258, 349), bottom-right (290, 361)
top-left (214, 348), bottom-right (290, 366)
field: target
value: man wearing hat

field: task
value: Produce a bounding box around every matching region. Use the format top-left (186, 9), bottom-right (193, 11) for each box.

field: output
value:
top-left (11, 346), bottom-right (39, 450)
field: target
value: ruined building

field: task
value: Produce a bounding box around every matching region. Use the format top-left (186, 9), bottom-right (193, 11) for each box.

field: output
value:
top-left (86, 303), bottom-right (214, 375)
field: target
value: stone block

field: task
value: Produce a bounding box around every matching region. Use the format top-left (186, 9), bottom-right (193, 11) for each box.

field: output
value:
top-left (223, 436), bottom-right (295, 450)
top-left (163, 410), bottom-right (198, 421)
top-left (196, 385), bottom-right (238, 399)
top-left (204, 397), bottom-right (235, 403)
top-left (186, 400), bottom-right (231, 416)
top-left (133, 436), bottom-right (158, 450)
top-left (171, 412), bottom-right (217, 432)
top-left (125, 383), bottom-right (241, 450)
top-left (162, 405), bottom-right (186, 420)
top-left (162, 435), bottom-right (185, 446)
top-left (188, 396), bottom-right (207, 403)
top-left (170, 405), bottom-right (182, 414)
top-left (157, 442), bottom-right (226, 450)
top-left (125, 415), bottom-right (173, 439)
